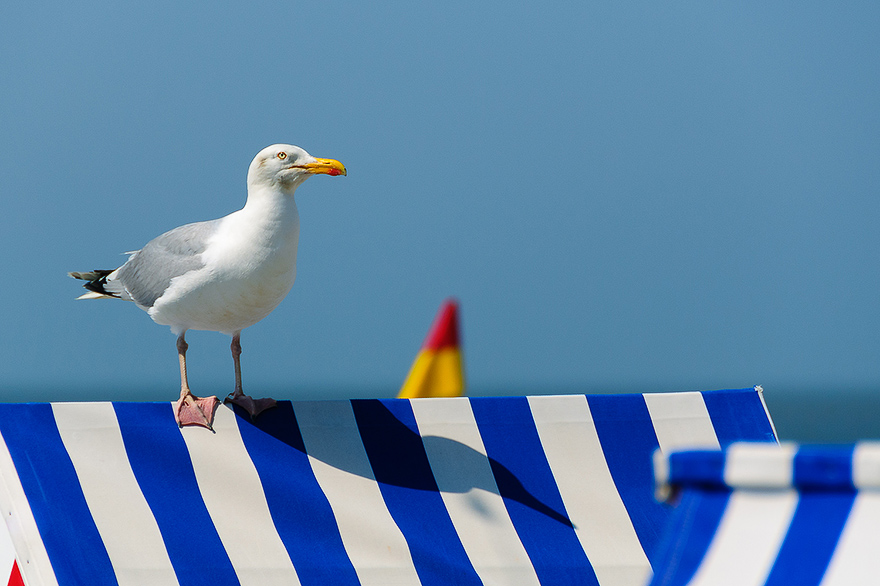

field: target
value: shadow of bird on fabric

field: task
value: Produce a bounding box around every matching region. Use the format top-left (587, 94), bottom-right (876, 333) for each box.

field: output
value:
top-left (233, 400), bottom-right (574, 529)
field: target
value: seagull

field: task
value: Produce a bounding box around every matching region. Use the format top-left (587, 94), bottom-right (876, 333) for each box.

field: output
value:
top-left (70, 144), bottom-right (346, 429)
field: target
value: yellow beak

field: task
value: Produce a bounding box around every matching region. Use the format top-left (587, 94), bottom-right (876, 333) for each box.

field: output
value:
top-left (297, 158), bottom-right (347, 176)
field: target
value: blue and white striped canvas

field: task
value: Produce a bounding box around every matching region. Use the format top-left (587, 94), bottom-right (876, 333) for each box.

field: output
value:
top-left (0, 389), bottom-right (776, 586)
top-left (650, 442), bottom-right (880, 586)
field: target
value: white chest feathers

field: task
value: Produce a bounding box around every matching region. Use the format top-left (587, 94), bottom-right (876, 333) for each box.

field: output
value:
top-left (149, 200), bottom-right (301, 334)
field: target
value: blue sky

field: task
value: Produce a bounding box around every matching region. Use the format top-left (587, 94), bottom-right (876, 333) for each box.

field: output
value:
top-left (1, 1), bottom-right (879, 408)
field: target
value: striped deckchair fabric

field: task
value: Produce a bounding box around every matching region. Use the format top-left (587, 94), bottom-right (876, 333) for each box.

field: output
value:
top-left (650, 442), bottom-right (880, 586)
top-left (0, 520), bottom-right (20, 586)
top-left (0, 389), bottom-right (775, 586)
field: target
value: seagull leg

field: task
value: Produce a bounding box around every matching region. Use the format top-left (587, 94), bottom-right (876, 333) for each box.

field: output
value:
top-left (224, 332), bottom-right (276, 420)
top-left (174, 333), bottom-right (219, 430)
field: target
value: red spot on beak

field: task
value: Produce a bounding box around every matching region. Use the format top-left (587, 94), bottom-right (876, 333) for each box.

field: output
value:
top-left (328, 169), bottom-right (341, 176)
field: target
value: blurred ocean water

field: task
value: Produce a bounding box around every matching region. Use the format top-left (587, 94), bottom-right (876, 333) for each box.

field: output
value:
top-left (761, 387), bottom-right (880, 443)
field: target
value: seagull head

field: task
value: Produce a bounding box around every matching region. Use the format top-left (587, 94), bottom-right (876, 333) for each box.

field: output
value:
top-left (247, 144), bottom-right (346, 193)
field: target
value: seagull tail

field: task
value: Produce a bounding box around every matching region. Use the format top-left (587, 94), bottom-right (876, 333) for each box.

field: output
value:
top-left (68, 270), bottom-right (122, 300)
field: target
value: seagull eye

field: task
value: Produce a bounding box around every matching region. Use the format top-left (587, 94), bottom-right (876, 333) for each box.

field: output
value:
top-left (277, 152), bottom-right (288, 160)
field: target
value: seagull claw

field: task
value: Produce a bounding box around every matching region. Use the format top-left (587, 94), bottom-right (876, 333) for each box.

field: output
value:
top-left (225, 393), bottom-right (277, 421)
top-left (176, 393), bottom-right (220, 431)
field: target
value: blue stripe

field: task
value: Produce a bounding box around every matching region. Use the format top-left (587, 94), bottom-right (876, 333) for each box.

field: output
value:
top-left (794, 446), bottom-right (856, 490)
top-left (470, 396), bottom-right (598, 585)
top-left (647, 489), bottom-right (732, 586)
top-left (233, 402), bottom-right (360, 586)
top-left (0, 404), bottom-right (117, 586)
top-left (667, 450), bottom-right (726, 487)
top-left (763, 490), bottom-right (855, 586)
top-left (701, 389), bottom-right (777, 446)
top-left (351, 399), bottom-right (481, 586)
top-left (113, 402), bottom-right (239, 586)
top-left (588, 394), bottom-right (666, 561)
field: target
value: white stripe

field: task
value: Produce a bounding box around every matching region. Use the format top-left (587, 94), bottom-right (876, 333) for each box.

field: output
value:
top-left (687, 490), bottom-right (798, 586)
top-left (0, 529), bottom-right (14, 586)
top-left (294, 401), bottom-right (421, 586)
top-left (653, 449), bottom-right (672, 502)
top-left (643, 392), bottom-right (720, 453)
top-left (2, 561), bottom-right (15, 586)
top-left (852, 442), bottom-right (880, 488)
top-left (180, 405), bottom-right (300, 586)
top-left (724, 443), bottom-right (797, 489)
top-left (819, 492), bottom-right (880, 586)
top-left (528, 395), bottom-right (652, 586)
top-left (411, 397), bottom-right (541, 586)
top-left (0, 430), bottom-right (59, 586)
top-left (52, 402), bottom-right (179, 586)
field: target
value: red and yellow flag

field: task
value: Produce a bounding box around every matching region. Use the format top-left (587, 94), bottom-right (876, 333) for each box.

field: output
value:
top-left (398, 299), bottom-right (465, 398)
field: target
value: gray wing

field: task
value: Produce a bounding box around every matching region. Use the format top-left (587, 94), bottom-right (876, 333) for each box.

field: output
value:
top-left (115, 220), bottom-right (220, 308)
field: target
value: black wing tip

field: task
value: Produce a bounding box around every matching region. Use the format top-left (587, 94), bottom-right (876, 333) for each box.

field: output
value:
top-left (69, 269), bottom-right (114, 280)
top-left (69, 269), bottom-right (121, 298)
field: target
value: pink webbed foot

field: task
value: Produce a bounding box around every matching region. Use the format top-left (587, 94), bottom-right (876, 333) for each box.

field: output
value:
top-left (176, 392), bottom-right (220, 430)
top-left (224, 393), bottom-right (277, 420)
